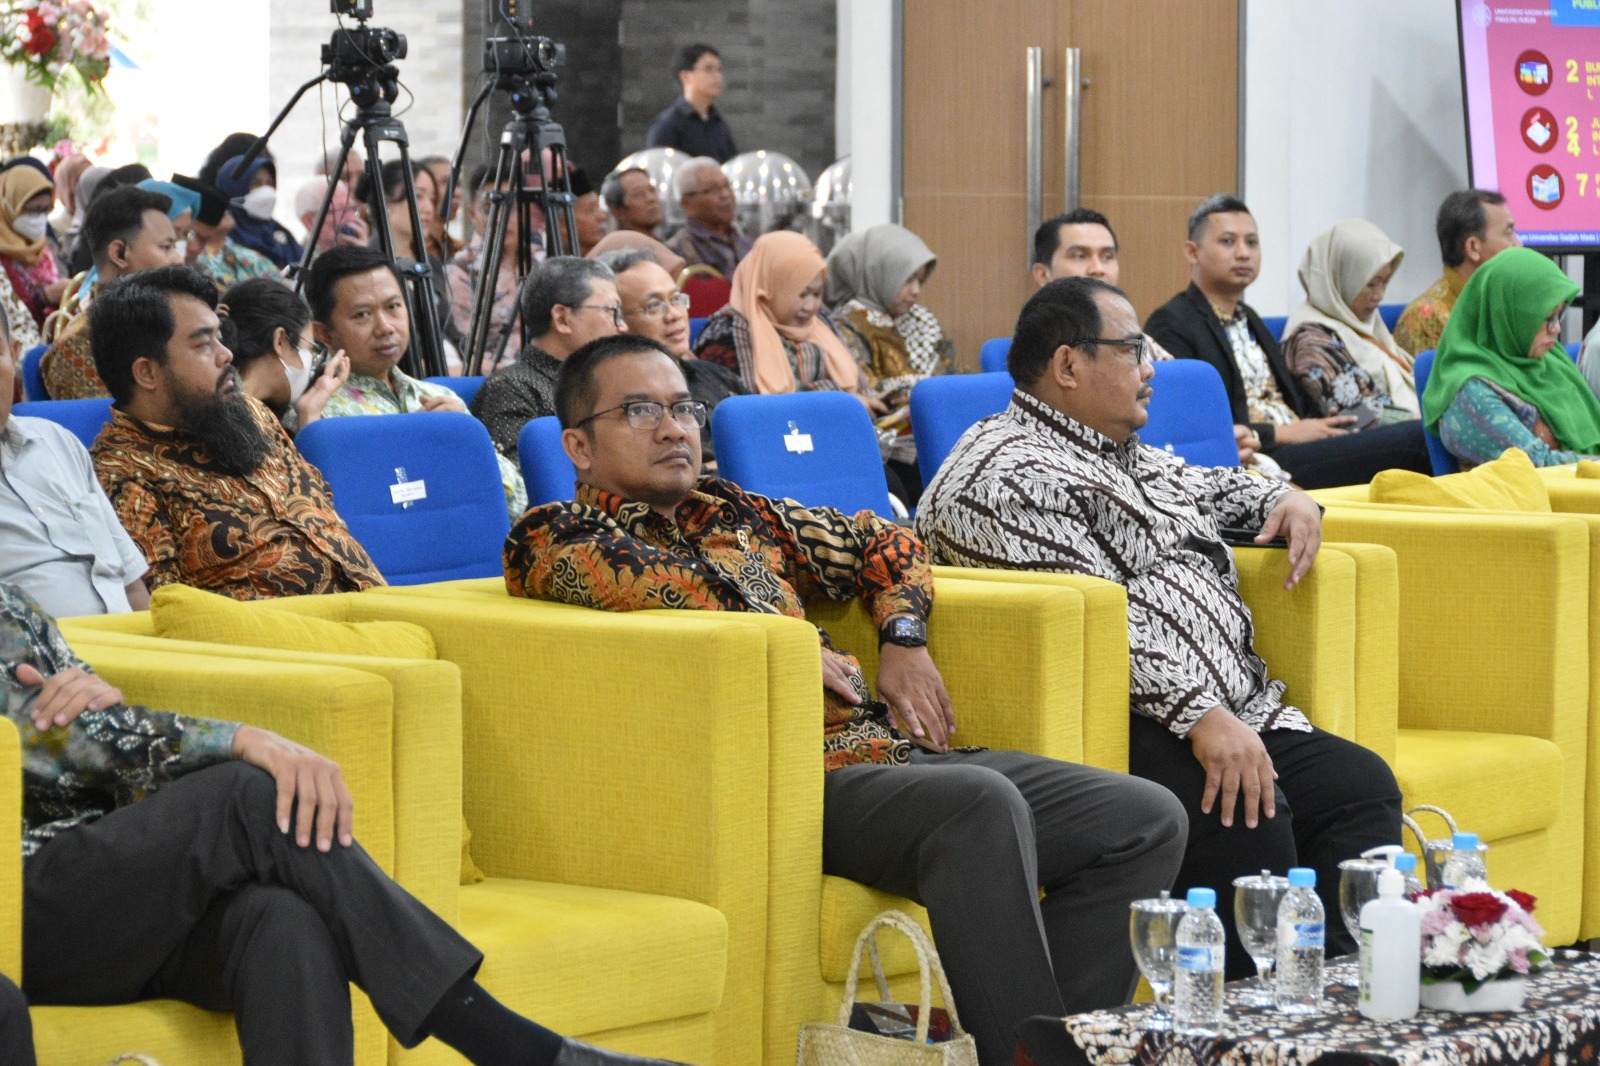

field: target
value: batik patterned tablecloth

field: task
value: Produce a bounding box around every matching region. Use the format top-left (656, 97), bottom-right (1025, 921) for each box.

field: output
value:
top-left (1060, 951), bottom-right (1600, 1065)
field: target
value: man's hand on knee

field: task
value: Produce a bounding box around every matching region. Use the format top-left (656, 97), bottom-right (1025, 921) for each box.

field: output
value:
top-left (15, 664), bottom-right (122, 731)
top-left (1187, 706), bottom-right (1277, 829)
top-left (232, 726), bottom-right (354, 852)
top-left (876, 645), bottom-right (956, 754)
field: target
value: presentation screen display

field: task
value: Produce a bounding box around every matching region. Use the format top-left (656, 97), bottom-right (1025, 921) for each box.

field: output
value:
top-left (1459, 0), bottom-right (1600, 249)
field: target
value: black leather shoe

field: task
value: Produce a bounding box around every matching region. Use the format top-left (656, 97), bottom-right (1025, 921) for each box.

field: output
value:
top-left (549, 1037), bottom-right (692, 1066)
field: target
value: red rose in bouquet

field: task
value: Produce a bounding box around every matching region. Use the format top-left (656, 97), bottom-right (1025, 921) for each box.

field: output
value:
top-left (23, 9), bottom-right (57, 57)
top-left (1506, 889), bottom-right (1537, 915)
top-left (1450, 891), bottom-right (1509, 928)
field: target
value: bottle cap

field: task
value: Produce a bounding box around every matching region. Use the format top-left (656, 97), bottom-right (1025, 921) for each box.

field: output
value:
top-left (1186, 887), bottom-right (1216, 909)
top-left (1453, 832), bottom-right (1480, 849)
top-left (1395, 853), bottom-right (1418, 873)
top-left (1377, 867), bottom-right (1404, 897)
top-left (1288, 867), bottom-right (1316, 887)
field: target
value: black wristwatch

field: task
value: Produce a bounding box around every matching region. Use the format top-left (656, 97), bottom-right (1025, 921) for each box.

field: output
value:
top-left (879, 616), bottom-right (928, 648)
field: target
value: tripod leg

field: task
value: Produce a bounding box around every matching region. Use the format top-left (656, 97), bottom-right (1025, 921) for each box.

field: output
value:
top-left (289, 127), bottom-right (359, 289)
top-left (388, 140), bottom-right (448, 378)
top-left (463, 131), bottom-right (520, 377)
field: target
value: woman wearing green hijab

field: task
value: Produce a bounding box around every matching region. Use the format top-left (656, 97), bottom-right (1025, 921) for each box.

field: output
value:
top-left (1423, 246), bottom-right (1600, 467)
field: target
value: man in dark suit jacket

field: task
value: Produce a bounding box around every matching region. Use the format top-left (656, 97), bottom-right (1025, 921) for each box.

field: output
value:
top-left (1145, 195), bottom-right (1429, 489)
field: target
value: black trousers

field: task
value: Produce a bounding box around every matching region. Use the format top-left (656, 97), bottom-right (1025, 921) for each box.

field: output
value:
top-left (1128, 717), bottom-right (1402, 979)
top-left (1269, 419), bottom-right (1432, 489)
top-left (22, 762), bottom-right (483, 1065)
top-left (822, 749), bottom-right (1188, 1066)
top-left (0, 975), bottom-right (34, 1066)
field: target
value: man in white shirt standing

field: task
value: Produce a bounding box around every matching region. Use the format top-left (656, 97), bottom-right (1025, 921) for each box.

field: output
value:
top-left (0, 306), bottom-right (148, 617)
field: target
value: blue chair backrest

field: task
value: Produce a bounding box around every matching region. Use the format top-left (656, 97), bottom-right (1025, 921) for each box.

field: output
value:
top-left (1412, 349), bottom-right (1459, 475)
top-left (1566, 341), bottom-right (1581, 360)
top-left (1379, 303), bottom-right (1405, 334)
top-left (20, 344), bottom-right (46, 402)
top-left (1140, 361), bottom-right (1239, 467)
top-left (689, 317), bottom-right (709, 347)
top-left (294, 411), bottom-right (511, 585)
top-left (978, 337), bottom-right (1011, 374)
top-left (1259, 316), bottom-right (1288, 345)
top-left (423, 375), bottom-right (486, 409)
top-left (12, 397), bottom-right (114, 450)
top-left (908, 372), bottom-right (1014, 486)
top-left (711, 391), bottom-right (893, 516)
top-left (518, 416), bottom-right (577, 507)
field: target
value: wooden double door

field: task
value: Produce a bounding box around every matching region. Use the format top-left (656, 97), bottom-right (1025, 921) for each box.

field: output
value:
top-left (902, 0), bottom-right (1241, 365)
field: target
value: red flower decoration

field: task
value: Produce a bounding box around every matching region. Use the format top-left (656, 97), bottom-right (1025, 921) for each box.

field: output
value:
top-left (1451, 891), bottom-right (1509, 928)
top-left (1507, 889), bottom-right (1537, 914)
top-left (23, 9), bottom-right (57, 57)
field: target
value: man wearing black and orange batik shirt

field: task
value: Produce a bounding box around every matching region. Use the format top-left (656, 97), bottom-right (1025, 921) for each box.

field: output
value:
top-left (503, 334), bottom-right (1187, 1066)
top-left (88, 266), bottom-right (384, 600)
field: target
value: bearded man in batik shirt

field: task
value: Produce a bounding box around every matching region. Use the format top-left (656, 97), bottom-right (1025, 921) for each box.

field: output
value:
top-left (88, 265), bottom-right (384, 599)
top-left (915, 276), bottom-right (1401, 979)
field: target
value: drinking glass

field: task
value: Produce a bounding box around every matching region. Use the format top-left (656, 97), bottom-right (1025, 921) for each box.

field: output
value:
top-left (1130, 893), bottom-right (1189, 1030)
top-left (1338, 858), bottom-right (1389, 943)
top-left (1232, 871), bottom-right (1290, 1007)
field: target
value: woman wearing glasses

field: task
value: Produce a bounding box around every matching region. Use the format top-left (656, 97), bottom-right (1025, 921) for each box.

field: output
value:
top-left (1425, 246), bottom-right (1600, 468)
top-left (218, 278), bottom-right (350, 432)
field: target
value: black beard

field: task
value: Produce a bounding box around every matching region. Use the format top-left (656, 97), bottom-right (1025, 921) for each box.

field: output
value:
top-left (177, 384), bottom-right (272, 477)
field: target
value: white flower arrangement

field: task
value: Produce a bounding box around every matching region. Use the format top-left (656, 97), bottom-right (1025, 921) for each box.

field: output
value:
top-left (1416, 886), bottom-right (1548, 993)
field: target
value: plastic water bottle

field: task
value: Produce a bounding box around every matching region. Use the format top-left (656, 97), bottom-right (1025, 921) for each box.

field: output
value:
top-left (1394, 852), bottom-right (1425, 899)
top-left (1358, 867), bottom-right (1420, 1021)
top-left (1173, 887), bottom-right (1226, 1033)
top-left (1274, 867), bottom-right (1325, 1013)
top-left (1440, 832), bottom-right (1488, 889)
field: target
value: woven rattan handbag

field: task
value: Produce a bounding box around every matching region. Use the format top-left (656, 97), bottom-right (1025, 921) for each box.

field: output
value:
top-left (796, 910), bottom-right (978, 1066)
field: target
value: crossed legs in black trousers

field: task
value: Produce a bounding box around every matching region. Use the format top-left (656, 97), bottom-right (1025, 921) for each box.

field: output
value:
top-left (1129, 717), bottom-right (1404, 979)
top-left (21, 761), bottom-right (681, 1066)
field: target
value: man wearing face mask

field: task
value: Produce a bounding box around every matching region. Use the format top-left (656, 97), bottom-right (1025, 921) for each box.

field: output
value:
top-left (215, 155), bottom-right (303, 271)
top-left (40, 187), bottom-right (185, 399)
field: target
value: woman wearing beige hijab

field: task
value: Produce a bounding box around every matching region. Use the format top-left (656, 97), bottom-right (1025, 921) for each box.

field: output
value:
top-left (1281, 218), bottom-right (1418, 422)
top-left (693, 230), bottom-right (870, 401)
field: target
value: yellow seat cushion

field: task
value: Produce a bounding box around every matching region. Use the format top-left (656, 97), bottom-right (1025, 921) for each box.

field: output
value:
top-left (150, 584), bottom-right (438, 659)
top-left (1394, 730), bottom-right (1562, 842)
top-left (33, 1002), bottom-right (245, 1065)
top-left (1369, 447), bottom-right (1551, 511)
top-left (818, 876), bottom-right (931, 983)
top-left (460, 879), bottom-right (727, 1036)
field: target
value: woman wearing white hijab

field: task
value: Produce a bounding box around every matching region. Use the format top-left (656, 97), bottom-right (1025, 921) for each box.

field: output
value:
top-left (1281, 218), bottom-right (1418, 422)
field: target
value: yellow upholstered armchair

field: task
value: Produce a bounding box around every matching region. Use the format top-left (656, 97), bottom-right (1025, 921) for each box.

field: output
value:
top-left (14, 642), bottom-right (403, 1066)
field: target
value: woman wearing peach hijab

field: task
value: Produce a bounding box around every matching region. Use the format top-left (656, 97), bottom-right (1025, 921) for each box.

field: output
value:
top-left (692, 230), bottom-right (873, 403)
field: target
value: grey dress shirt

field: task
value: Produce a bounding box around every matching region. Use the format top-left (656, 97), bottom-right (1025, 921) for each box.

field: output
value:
top-left (0, 415), bottom-right (147, 617)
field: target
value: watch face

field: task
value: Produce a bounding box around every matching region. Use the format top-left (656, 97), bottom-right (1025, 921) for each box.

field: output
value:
top-left (883, 617), bottom-right (927, 646)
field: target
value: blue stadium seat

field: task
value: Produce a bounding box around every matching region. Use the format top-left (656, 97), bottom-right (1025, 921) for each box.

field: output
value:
top-left (710, 391), bottom-right (894, 516)
top-left (423, 375), bottom-right (486, 409)
top-left (908, 372), bottom-right (1014, 486)
top-left (689, 317), bottom-right (709, 347)
top-left (517, 416), bottom-right (577, 507)
top-left (294, 411), bottom-right (511, 585)
top-left (1379, 302), bottom-right (1405, 334)
top-left (1140, 360), bottom-right (1240, 467)
top-left (1412, 349), bottom-right (1459, 475)
top-left (11, 397), bottom-right (113, 450)
top-left (1259, 316), bottom-right (1288, 344)
top-left (978, 337), bottom-right (1011, 374)
top-left (20, 344), bottom-right (46, 401)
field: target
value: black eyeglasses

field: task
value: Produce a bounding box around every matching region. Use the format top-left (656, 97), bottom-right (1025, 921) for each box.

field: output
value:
top-left (574, 399), bottom-right (708, 431)
top-left (1078, 336), bottom-right (1151, 365)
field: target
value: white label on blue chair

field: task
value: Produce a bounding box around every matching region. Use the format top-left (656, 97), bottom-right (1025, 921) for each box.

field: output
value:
top-left (391, 480), bottom-right (428, 505)
top-left (785, 426), bottom-right (813, 454)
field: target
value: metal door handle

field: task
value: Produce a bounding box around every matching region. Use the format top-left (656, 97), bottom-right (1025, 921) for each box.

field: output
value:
top-left (1063, 47), bottom-right (1083, 213)
top-left (1026, 46), bottom-right (1043, 268)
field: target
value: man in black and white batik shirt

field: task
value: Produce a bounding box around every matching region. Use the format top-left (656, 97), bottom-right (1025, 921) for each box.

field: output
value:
top-left (916, 276), bottom-right (1400, 976)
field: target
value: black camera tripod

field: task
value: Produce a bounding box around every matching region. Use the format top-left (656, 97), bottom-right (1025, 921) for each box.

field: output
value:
top-left (234, 17), bottom-right (448, 378)
top-left (445, 56), bottom-right (579, 377)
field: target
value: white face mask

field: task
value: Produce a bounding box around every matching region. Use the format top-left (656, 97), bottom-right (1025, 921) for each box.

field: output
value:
top-left (172, 239), bottom-right (188, 261)
top-left (12, 213), bottom-right (47, 242)
top-left (280, 357), bottom-right (313, 406)
top-left (242, 186), bottom-right (278, 221)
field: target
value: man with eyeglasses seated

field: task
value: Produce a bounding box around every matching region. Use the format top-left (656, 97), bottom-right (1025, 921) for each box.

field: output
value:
top-left (663, 158), bottom-right (750, 280)
top-left (504, 333), bottom-right (1189, 1066)
top-left (597, 246), bottom-right (745, 469)
top-left (306, 245), bottom-right (528, 522)
top-left (471, 256), bottom-right (624, 465)
top-left (914, 276), bottom-right (1402, 980)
